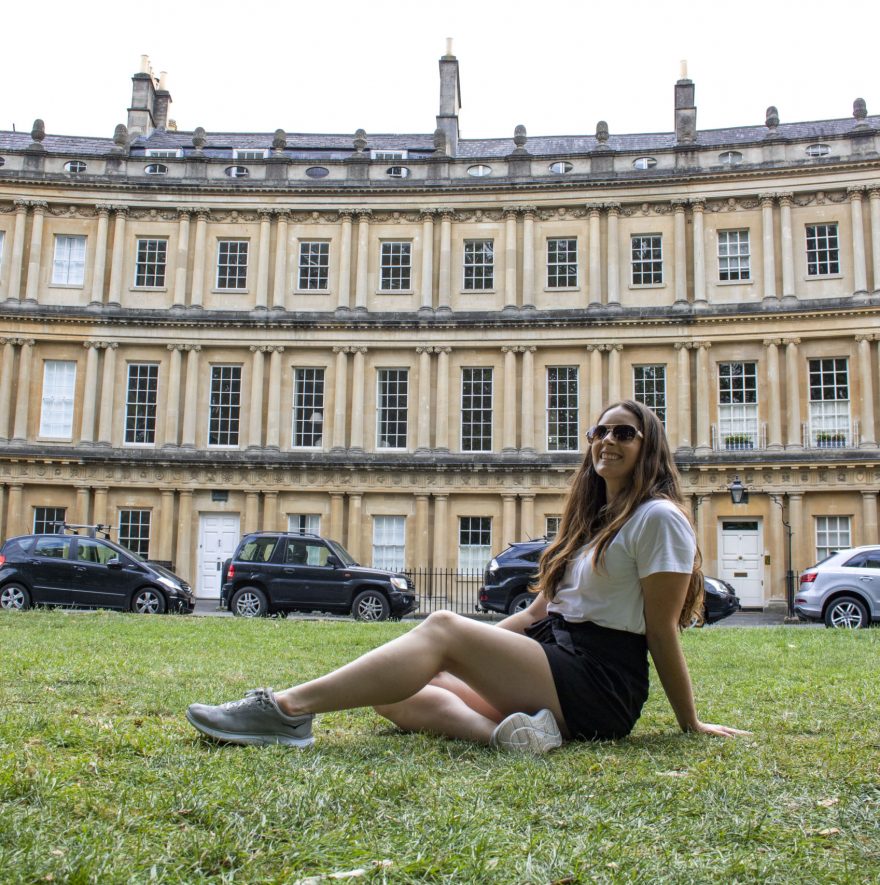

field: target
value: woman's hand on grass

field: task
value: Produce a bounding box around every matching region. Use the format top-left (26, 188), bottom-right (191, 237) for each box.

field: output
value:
top-left (687, 721), bottom-right (752, 738)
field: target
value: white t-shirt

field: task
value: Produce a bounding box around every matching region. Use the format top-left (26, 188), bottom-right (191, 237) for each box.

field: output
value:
top-left (546, 499), bottom-right (697, 635)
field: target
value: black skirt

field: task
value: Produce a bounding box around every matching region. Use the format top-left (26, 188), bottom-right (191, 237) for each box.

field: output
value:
top-left (525, 614), bottom-right (649, 741)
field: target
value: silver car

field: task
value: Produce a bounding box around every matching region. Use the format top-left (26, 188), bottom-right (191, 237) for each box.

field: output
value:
top-left (795, 546), bottom-right (880, 628)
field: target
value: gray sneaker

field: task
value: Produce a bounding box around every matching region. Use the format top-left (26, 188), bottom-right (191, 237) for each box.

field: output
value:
top-left (490, 709), bottom-right (563, 755)
top-left (186, 688), bottom-right (314, 747)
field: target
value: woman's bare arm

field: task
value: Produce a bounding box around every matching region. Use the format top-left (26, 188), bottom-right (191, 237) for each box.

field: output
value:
top-left (496, 592), bottom-right (549, 634)
top-left (642, 572), bottom-right (750, 738)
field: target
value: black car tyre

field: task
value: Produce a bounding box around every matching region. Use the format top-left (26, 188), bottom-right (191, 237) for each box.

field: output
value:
top-left (132, 587), bottom-right (166, 615)
top-left (824, 595), bottom-right (870, 629)
top-left (508, 591), bottom-right (536, 615)
top-left (352, 590), bottom-right (390, 621)
top-left (231, 586), bottom-right (268, 618)
top-left (0, 583), bottom-right (31, 611)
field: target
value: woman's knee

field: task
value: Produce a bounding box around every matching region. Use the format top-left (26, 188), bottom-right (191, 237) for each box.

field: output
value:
top-left (420, 609), bottom-right (465, 635)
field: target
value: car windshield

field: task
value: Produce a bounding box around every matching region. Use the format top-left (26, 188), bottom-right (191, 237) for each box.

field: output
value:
top-left (326, 540), bottom-right (357, 567)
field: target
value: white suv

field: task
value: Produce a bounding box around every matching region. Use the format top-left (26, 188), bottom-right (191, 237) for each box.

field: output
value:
top-left (795, 546), bottom-right (880, 628)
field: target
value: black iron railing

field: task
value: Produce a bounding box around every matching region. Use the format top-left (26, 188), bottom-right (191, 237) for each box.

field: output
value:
top-left (404, 568), bottom-right (489, 616)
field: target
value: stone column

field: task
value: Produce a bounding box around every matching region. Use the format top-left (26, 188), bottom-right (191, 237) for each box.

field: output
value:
top-left (763, 339), bottom-right (783, 450)
top-left (760, 194), bottom-right (778, 302)
top-left (181, 345), bottom-right (201, 448)
top-left (107, 206), bottom-right (128, 307)
top-left (177, 489), bottom-right (193, 581)
top-left (502, 494), bottom-right (517, 550)
top-left (606, 203), bottom-right (620, 306)
top-left (90, 204), bottom-right (111, 305)
top-left (419, 210), bottom-right (434, 312)
top-left (432, 494), bottom-right (449, 569)
top-left (164, 345), bottom-right (184, 446)
top-left (437, 209), bottom-right (453, 312)
top-left (416, 346), bottom-right (432, 452)
top-left (861, 491), bottom-right (879, 546)
top-left (96, 342), bottom-right (117, 446)
top-left (857, 335), bottom-right (876, 446)
top-left (502, 345), bottom-right (517, 452)
top-left (521, 207), bottom-right (536, 309)
top-left (272, 210), bottom-right (289, 309)
top-left (3, 200), bottom-right (29, 302)
top-left (262, 491), bottom-right (279, 532)
top-left (255, 211), bottom-right (272, 310)
top-left (6, 484), bottom-right (24, 538)
top-left (75, 486), bottom-right (91, 526)
top-left (79, 342), bottom-right (101, 444)
top-left (588, 204), bottom-right (602, 306)
top-left (520, 494), bottom-right (535, 540)
top-left (331, 346), bottom-right (349, 450)
top-left (607, 344), bottom-right (622, 403)
top-left (778, 193), bottom-right (796, 299)
top-left (354, 210), bottom-right (371, 312)
top-left (588, 345), bottom-right (603, 419)
top-left (158, 489), bottom-right (176, 561)
top-left (172, 209), bottom-right (191, 308)
top-left (93, 487), bottom-right (108, 529)
top-left (244, 491), bottom-right (260, 535)
top-left (337, 211), bottom-right (353, 310)
top-left (0, 339), bottom-right (16, 439)
top-left (0, 485), bottom-right (6, 544)
top-left (673, 200), bottom-right (688, 304)
top-left (503, 208), bottom-right (518, 310)
top-left (247, 346), bottom-right (266, 447)
top-left (694, 342), bottom-right (712, 452)
top-left (347, 493), bottom-right (363, 559)
top-left (788, 493), bottom-right (805, 574)
top-left (350, 346), bottom-right (367, 451)
top-left (434, 346), bottom-right (451, 451)
top-left (189, 210), bottom-right (209, 308)
top-left (849, 187), bottom-right (868, 293)
top-left (414, 494), bottom-right (429, 568)
top-left (521, 346), bottom-right (536, 454)
top-left (266, 346), bottom-right (283, 449)
top-left (329, 493), bottom-right (344, 541)
top-left (674, 342), bottom-right (692, 450)
top-left (869, 188), bottom-right (880, 293)
top-left (23, 201), bottom-right (48, 304)
top-left (784, 338), bottom-right (802, 449)
top-left (12, 338), bottom-right (35, 442)
top-left (691, 199), bottom-right (707, 304)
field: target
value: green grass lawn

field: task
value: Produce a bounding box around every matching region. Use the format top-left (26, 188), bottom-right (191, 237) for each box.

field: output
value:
top-left (1, 611), bottom-right (878, 884)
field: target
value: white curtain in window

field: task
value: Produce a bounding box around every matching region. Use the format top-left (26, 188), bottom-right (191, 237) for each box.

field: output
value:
top-left (39, 360), bottom-right (77, 438)
top-left (372, 515), bottom-right (405, 570)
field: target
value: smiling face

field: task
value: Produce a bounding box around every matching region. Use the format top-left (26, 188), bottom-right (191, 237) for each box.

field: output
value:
top-left (590, 404), bottom-right (644, 500)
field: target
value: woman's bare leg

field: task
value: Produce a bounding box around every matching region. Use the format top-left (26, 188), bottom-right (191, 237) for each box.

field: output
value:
top-left (274, 611), bottom-right (564, 736)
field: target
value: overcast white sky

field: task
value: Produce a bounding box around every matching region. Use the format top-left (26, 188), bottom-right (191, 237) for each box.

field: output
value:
top-left (3, 0), bottom-right (877, 140)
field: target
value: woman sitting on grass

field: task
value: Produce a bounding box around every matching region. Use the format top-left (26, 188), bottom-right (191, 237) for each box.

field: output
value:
top-left (187, 400), bottom-right (747, 752)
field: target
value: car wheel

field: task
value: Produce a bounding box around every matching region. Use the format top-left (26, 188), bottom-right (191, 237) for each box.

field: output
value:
top-left (824, 595), bottom-right (869, 629)
top-left (352, 590), bottom-right (390, 621)
top-left (231, 587), bottom-right (268, 618)
top-left (0, 583), bottom-right (31, 611)
top-left (131, 587), bottom-right (166, 615)
top-left (508, 592), bottom-right (536, 615)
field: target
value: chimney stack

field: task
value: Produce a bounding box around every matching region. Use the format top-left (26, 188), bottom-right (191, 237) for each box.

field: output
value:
top-left (436, 39), bottom-right (461, 157)
top-left (674, 60), bottom-right (697, 144)
top-left (127, 56), bottom-right (172, 136)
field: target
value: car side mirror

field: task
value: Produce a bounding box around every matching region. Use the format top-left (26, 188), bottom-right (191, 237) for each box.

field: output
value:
top-left (325, 554), bottom-right (341, 568)
top-left (106, 558), bottom-right (123, 569)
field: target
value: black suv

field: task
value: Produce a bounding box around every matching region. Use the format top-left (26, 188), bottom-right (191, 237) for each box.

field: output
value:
top-left (0, 528), bottom-right (194, 614)
top-left (220, 532), bottom-right (418, 621)
top-left (478, 539), bottom-right (741, 624)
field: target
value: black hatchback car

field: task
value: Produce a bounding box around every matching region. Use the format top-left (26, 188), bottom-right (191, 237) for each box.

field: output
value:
top-left (0, 531), bottom-right (194, 614)
top-left (221, 531), bottom-right (418, 621)
top-left (478, 539), bottom-right (740, 624)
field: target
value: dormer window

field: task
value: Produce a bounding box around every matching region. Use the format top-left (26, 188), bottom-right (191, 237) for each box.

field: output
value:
top-left (144, 164), bottom-right (168, 175)
top-left (64, 160), bottom-right (87, 173)
top-left (146, 149), bottom-right (181, 158)
top-left (633, 157), bottom-right (657, 170)
top-left (718, 151), bottom-right (743, 166)
top-left (549, 161), bottom-right (573, 174)
top-left (805, 143), bottom-right (830, 157)
top-left (234, 149), bottom-right (268, 160)
top-left (467, 164), bottom-right (492, 177)
top-left (225, 165), bottom-right (250, 178)
top-left (372, 150), bottom-right (406, 161)
top-left (386, 166), bottom-right (410, 178)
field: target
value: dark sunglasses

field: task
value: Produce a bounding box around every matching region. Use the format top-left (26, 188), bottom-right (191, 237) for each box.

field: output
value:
top-left (585, 424), bottom-right (644, 444)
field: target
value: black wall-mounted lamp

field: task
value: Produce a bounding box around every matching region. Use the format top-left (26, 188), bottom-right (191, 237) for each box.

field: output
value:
top-left (728, 476), bottom-right (748, 505)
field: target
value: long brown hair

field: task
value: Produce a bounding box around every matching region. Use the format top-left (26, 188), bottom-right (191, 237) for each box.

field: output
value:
top-left (536, 400), bottom-right (704, 629)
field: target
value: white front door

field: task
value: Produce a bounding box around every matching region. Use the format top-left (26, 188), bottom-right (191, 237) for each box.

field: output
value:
top-left (718, 519), bottom-right (764, 607)
top-left (197, 514), bottom-right (241, 598)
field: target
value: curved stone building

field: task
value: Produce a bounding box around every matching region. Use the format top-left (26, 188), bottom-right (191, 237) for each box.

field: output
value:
top-left (1, 51), bottom-right (878, 606)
